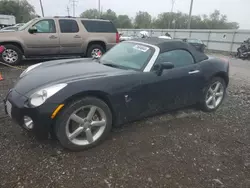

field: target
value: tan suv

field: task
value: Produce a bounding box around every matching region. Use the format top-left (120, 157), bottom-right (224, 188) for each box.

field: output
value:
top-left (0, 16), bottom-right (119, 65)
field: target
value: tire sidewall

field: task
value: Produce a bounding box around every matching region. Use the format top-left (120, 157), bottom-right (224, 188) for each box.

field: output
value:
top-left (55, 97), bottom-right (112, 151)
top-left (87, 44), bottom-right (105, 58)
top-left (0, 44), bottom-right (22, 65)
top-left (201, 77), bottom-right (226, 112)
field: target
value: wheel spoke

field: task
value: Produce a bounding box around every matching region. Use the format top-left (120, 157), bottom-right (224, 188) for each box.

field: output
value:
top-left (208, 88), bottom-right (213, 94)
top-left (91, 120), bottom-right (106, 127)
top-left (70, 114), bottom-right (85, 124)
top-left (69, 127), bottom-right (84, 140)
top-left (87, 106), bottom-right (97, 121)
top-left (206, 96), bottom-right (213, 104)
top-left (216, 92), bottom-right (223, 97)
top-left (85, 128), bottom-right (94, 143)
top-left (214, 82), bottom-right (221, 92)
top-left (212, 97), bottom-right (216, 108)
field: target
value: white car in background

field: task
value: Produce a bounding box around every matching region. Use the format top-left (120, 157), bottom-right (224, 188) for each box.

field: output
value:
top-left (158, 35), bottom-right (172, 39)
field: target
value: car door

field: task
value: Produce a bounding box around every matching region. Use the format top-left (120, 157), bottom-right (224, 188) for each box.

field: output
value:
top-left (58, 19), bottom-right (83, 54)
top-left (146, 49), bottom-right (205, 112)
top-left (23, 19), bottom-right (60, 56)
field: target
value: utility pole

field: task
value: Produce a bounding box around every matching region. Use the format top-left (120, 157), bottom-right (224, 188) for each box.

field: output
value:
top-left (187, 0), bottom-right (194, 29)
top-left (168, 0), bottom-right (176, 29)
top-left (39, 0), bottom-right (45, 17)
top-left (66, 6), bottom-right (70, 16)
top-left (98, 0), bottom-right (101, 18)
top-left (70, 0), bottom-right (77, 17)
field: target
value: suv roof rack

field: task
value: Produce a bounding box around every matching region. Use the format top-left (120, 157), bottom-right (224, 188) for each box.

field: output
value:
top-left (53, 16), bottom-right (76, 18)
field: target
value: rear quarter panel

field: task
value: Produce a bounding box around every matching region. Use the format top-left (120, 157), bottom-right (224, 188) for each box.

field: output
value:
top-left (199, 57), bottom-right (230, 85)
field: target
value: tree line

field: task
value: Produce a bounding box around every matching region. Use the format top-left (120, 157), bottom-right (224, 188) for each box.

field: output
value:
top-left (0, 0), bottom-right (239, 29)
top-left (81, 9), bottom-right (239, 29)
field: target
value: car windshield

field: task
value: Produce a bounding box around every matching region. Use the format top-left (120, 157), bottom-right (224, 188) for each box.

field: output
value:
top-left (18, 19), bottom-right (37, 31)
top-left (100, 42), bottom-right (154, 71)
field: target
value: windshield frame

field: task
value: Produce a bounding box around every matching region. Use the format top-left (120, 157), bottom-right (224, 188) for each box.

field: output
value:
top-left (17, 19), bottom-right (38, 31)
top-left (100, 41), bottom-right (160, 72)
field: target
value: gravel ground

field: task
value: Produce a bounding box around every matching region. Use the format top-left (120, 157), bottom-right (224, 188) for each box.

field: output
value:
top-left (0, 57), bottom-right (250, 188)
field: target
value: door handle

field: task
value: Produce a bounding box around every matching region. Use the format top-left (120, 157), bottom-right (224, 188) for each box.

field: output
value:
top-left (188, 70), bottom-right (200, 74)
top-left (74, 35), bottom-right (81, 38)
top-left (49, 35), bottom-right (57, 39)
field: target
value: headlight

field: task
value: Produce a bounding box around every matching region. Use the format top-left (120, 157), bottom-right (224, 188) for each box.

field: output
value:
top-left (20, 63), bottom-right (42, 78)
top-left (29, 83), bottom-right (67, 107)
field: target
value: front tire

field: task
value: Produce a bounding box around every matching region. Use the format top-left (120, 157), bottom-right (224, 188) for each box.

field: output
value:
top-left (200, 77), bottom-right (226, 112)
top-left (55, 97), bottom-right (112, 151)
top-left (0, 44), bottom-right (23, 65)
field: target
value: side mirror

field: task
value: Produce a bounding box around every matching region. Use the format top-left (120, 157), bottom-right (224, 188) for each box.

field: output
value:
top-left (161, 62), bottom-right (174, 70)
top-left (28, 26), bottom-right (37, 34)
top-left (153, 62), bottom-right (174, 76)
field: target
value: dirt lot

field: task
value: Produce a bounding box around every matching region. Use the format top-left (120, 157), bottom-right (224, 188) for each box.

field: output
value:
top-left (0, 57), bottom-right (250, 188)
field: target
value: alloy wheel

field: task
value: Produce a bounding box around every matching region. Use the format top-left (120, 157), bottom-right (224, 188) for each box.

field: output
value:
top-left (91, 48), bottom-right (102, 59)
top-left (205, 81), bottom-right (224, 109)
top-left (65, 105), bottom-right (107, 146)
top-left (2, 49), bottom-right (18, 64)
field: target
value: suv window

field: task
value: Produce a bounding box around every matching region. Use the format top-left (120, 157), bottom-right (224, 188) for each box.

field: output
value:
top-left (59, 19), bottom-right (79, 33)
top-left (155, 50), bottom-right (195, 68)
top-left (33, 19), bottom-right (56, 33)
top-left (81, 20), bottom-right (117, 33)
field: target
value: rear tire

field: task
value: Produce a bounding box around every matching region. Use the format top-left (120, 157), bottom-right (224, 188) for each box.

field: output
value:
top-left (0, 44), bottom-right (22, 65)
top-left (55, 97), bottom-right (112, 151)
top-left (86, 44), bottom-right (105, 58)
top-left (200, 77), bottom-right (226, 112)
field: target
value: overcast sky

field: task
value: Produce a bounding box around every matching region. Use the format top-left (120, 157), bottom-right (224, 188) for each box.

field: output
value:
top-left (29, 0), bottom-right (250, 29)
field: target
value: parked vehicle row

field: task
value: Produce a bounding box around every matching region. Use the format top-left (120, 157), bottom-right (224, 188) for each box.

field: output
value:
top-left (119, 32), bottom-right (206, 53)
top-left (0, 16), bottom-right (119, 65)
top-left (0, 23), bottom-right (25, 32)
top-left (4, 38), bottom-right (229, 151)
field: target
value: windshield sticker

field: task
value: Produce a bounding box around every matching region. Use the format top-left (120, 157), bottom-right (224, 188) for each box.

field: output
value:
top-left (133, 45), bottom-right (149, 52)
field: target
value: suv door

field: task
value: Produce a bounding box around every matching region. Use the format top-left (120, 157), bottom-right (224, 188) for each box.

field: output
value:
top-left (23, 19), bottom-right (60, 56)
top-left (58, 19), bottom-right (83, 54)
top-left (147, 49), bottom-right (205, 111)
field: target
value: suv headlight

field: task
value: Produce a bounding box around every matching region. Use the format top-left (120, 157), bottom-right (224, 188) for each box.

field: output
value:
top-left (29, 83), bottom-right (67, 107)
top-left (20, 63), bottom-right (42, 78)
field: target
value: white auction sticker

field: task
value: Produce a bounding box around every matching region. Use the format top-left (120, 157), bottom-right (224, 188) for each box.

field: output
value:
top-left (133, 45), bottom-right (149, 52)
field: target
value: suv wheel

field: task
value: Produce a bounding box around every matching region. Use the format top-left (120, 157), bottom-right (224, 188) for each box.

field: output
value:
top-left (0, 44), bottom-right (23, 65)
top-left (87, 44), bottom-right (105, 58)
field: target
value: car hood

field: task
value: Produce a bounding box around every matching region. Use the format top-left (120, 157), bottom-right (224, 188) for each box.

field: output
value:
top-left (0, 30), bottom-right (17, 33)
top-left (14, 58), bottom-right (134, 95)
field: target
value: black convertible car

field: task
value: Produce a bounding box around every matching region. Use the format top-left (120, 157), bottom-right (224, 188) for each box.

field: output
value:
top-left (4, 38), bottom-right (229, 151)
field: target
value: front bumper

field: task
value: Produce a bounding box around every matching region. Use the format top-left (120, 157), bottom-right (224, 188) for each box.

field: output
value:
top-left (4, 89), bottom-right (59, 139)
